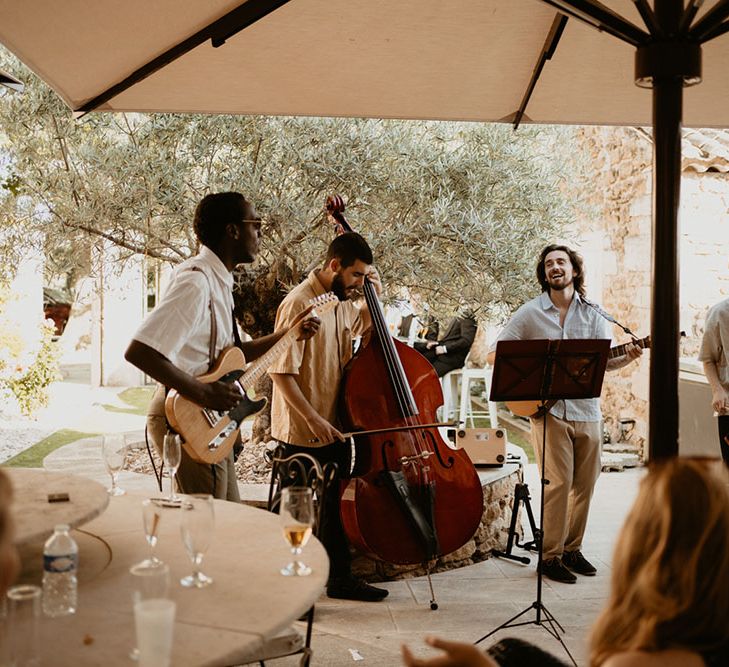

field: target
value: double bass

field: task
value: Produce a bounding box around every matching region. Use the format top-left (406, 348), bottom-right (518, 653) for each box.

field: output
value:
top-left (326, 195), bottom-right (484, 568)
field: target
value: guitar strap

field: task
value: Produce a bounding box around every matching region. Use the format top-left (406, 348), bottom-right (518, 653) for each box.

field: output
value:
top-left (191, 267), bottom-right (245, 464)
top-left (188, 267), bottom-right (217, 373)
top-left (581, 297), bottom-right (638, 340)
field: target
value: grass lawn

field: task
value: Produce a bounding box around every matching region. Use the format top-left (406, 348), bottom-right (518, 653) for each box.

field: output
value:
top-left (101, 386), bottom-right (155, 416)
top-left (3, 429), bottom-right (99, 468)
top-left (5, 386), bottom-right (155, 468)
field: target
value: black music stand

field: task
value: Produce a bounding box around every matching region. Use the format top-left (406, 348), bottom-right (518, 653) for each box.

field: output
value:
top-left (475, 338), bottom-right (610, 667)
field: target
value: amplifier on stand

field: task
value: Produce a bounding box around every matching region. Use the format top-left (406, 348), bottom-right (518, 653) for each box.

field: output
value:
top-left (456, 428), bottom-right (506, 467)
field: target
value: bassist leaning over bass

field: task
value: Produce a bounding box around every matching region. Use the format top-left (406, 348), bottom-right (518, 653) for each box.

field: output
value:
top-left (125, 192), bottom-right (319, 501)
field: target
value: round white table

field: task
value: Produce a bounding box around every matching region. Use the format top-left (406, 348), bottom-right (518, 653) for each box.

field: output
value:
top-left (13, 492), bottom-right (329, 666)
top-left (6, 467), bottom-right (109, 544)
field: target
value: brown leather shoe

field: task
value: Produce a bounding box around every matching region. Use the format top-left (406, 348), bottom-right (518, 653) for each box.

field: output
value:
top-left (538, 557), bottom-right (577, 584)
top-left (327, 577), bottom-right (389, 602)
top-left (563, 550), bottom-right (597, 576)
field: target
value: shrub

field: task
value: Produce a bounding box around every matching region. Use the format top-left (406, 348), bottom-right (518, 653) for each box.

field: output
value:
top-left (0, 316), bottom-right (61, 417)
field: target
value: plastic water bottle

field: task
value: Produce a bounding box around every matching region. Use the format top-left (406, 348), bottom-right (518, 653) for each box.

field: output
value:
top-left (42, 524), bottom-right (78, 617)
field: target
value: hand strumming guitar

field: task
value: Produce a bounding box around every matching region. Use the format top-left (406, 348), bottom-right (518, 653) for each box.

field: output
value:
top-left (194, 378), bottom-right (242, 412)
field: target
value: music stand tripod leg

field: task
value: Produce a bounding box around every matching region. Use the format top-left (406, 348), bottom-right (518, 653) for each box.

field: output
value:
top-left (517, 486), bottom-right (539, 552)
top-left (492, 483), bottom-right (531, 564)
top-left (475, 405), bottom-right (578, 667)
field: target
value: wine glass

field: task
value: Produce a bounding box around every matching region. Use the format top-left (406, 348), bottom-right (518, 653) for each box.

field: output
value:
top-left (163, 434), bottom-right (181, 505)
top-left (279, 487), bottom-right (314, 576)
top-left (137, 498), bottom-right (164, 567)
top-left (179, 494), bottom-right (215, 588)
top-left (101, 434), bottom-right (126, 496)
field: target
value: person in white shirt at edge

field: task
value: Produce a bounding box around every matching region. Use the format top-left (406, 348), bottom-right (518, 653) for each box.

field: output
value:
top-left (698, 297), bottom-right (729, 467)
top-left (486, 244), bottom-right (642, 584)
top-left (125, 192), bottom-right (320, 501)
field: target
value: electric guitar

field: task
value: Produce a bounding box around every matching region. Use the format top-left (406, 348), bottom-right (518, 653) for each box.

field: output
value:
top-left (165, 292), bottom-right (338, 464)
top-left (505, 335), bottom-right (651, 419)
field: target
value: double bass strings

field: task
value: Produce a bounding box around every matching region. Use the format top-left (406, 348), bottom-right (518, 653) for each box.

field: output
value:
top-left (361, 279), bottom-right (431, 475)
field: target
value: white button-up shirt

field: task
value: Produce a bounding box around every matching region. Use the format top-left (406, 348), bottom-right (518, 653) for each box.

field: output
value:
top-left (495, 292), bottom-right (612, 422)
top-left (132, 246), bottom-right (235, 376)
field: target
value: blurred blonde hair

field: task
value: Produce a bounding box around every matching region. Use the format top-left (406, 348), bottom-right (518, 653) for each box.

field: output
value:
top-left (590, 458), bottom-right (729, 666)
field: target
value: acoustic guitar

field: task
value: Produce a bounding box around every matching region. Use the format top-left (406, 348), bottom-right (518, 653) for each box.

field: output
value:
top-left (165, 292), bottom-right (338, 464)
top-left (505, 335), bottom-right (651, 419)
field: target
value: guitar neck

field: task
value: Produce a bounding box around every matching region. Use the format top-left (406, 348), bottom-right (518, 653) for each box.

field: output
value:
top-left (239, 327), bottom-right (297, 391)
top-left (609, 335), bottom-right (650, 360)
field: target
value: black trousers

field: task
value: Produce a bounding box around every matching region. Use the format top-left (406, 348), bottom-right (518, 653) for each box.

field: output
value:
top-left (717, 416), bottom-right (729, 466)
top-left (277, 440), bottom-right (353, 581)
top-left (413, 343), bottom-right (465, 378)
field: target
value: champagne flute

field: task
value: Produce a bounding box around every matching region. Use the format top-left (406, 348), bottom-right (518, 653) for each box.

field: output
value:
top-left (279, 487), bottom-right (314, 576)
top-left (163, 434), bottom-right (181, 505)
top-left (179, 494), bottom-right (215, 588)
top-left (101, 434), bottom-right (126, 496)
top-left (138, 499), bottom-right (163, 567)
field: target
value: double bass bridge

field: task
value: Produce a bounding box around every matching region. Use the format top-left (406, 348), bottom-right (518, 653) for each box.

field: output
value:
top-left (399, 451), bottom-right (433, 468)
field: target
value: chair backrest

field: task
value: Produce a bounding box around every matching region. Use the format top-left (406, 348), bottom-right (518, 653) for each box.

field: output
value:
top-left (266, 445), bottom-right (338, 538)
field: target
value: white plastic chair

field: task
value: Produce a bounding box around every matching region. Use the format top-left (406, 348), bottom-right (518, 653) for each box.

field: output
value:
top-left (458, 364), bottom-right (499, 428)
top-left (439, 369), bottom-right (462, 422)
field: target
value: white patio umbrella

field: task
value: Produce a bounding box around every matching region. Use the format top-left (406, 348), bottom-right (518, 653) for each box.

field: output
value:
top-left (1, 0), bottom-right (727, 457)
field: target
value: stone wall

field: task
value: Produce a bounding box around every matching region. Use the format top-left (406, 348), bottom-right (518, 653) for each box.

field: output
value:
top-left (574, 127), bottom-right (653, 455)
top-left (679, 171), bottom-right (729, 353)
top-left (351, 467), bottom-right (521, 581)
top-left (572, 128), bottom-right (729, 457)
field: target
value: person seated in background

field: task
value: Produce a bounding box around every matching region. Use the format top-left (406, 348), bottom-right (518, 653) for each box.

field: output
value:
top-left (402, 457), bottom-right (729, 667)
top-left (0, 468), bottom-right (20, 596)
top-left (414, 308), bottom-right (477, 377)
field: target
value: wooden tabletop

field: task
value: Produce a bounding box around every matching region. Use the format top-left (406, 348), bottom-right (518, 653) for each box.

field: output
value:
top-left (15, 492), bottom-right (329, 666)
top-left (5, 467), bottom-right (109, 545)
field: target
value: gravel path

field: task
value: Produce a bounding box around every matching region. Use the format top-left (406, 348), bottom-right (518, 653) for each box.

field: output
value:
top-left (125, 434), bottom-right (274, 484)
top-left (0, 420), bottom-right (56, 464)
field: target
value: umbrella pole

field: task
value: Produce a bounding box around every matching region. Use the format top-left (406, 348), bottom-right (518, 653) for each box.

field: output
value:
top-left (636, 0), bottom-right (701, 460)
top-left (648, 76), bottom-right (682, 460)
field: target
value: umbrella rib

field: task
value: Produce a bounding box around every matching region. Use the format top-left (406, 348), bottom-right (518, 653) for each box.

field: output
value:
top-left (539, 0), bottom-right (649, 46)
top-left (698, 17), bottom-right (729, 42)
top-left (632, 0), bottom-right (664, 38)
top-left (513, 14), bottom-right (569, 130)
top-left (0, 69), bottom-right (24, 93)
top-left (678, 0), bottom-right (705, 36)
top-left (76, 0), bottom-right (293, 114)
top-left (689, 0), bottom-right (729, 41)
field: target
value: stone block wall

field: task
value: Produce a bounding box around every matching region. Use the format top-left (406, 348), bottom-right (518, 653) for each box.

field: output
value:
top-left (572, 128), bottom-right (729, 457)
top-left (351, 467), bottom-right (521, 581)
top-left (575, 127), bottom-right (653, 454)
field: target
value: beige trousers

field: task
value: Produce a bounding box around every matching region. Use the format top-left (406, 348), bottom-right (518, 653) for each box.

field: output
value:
top-left (529, 413), bottom-right (601, 560)
top-left (147, 385), bottom-right (241, 502)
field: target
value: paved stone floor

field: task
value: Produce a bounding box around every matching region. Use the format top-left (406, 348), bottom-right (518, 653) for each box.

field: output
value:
top-left (44, 431), bottom-right (643, 667)
top-left (20, 370), bottom-right (645, 667)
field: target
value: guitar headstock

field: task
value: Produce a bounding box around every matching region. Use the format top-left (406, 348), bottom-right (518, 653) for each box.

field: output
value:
top-left (308, 291), bottom-right (339, 317)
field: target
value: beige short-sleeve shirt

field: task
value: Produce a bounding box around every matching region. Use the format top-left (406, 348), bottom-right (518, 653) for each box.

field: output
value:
top-left (269, 270), bottom-right (367, 446)
top-left (699, 297), bottom-right (729, 390)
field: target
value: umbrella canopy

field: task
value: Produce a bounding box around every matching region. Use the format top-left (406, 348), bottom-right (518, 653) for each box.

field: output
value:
top-left (0, 0), bottom-right (727, 126)
top-left (2, 0), bottom-right (729, 459)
